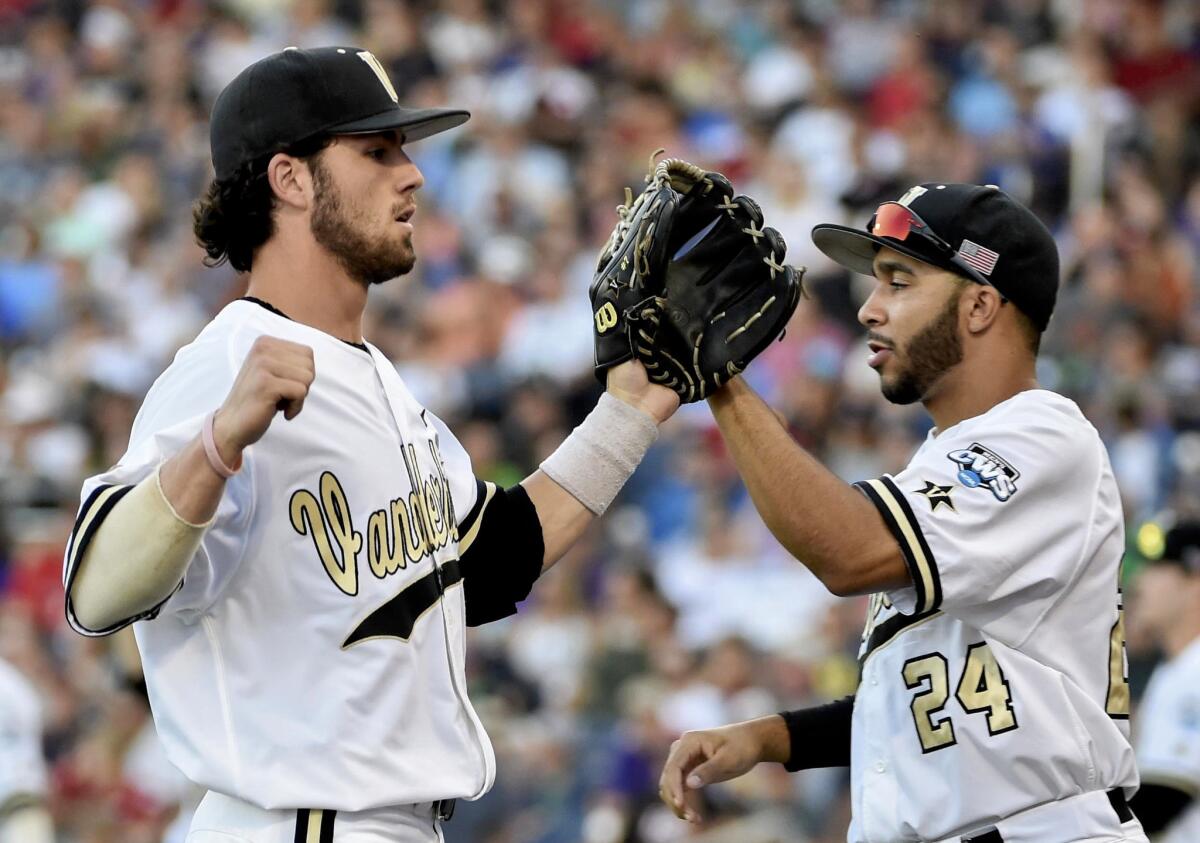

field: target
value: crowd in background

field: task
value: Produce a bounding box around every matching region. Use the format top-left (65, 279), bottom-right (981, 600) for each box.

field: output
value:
top-left (0, 0), bottom-right (1198, 840)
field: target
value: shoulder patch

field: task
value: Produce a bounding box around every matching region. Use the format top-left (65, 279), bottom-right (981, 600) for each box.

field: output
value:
top-left (946, 442), bottom-right (1020, 502)
top-left (913, 480), bottom-right (955, 512)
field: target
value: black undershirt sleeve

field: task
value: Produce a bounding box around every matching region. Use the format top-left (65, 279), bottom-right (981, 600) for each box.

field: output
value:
top-left (456, 480), bottom-right (544, 626)
top-left (779, 695), bottom-right (855, 771)
top-left (1128, 782), bottom-right (1194, 834)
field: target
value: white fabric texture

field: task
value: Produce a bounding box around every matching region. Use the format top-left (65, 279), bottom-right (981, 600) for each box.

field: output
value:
top-left (63, 300), bottom-right (493, 812)
top-left (186, 789), bottom-right (444, 843)
top-left (846, 390), bottom-right (1140, 843)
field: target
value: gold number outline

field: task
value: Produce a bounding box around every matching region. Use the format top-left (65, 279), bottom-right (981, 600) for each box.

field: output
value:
top-left (1105, 585), bottom-right (1130, 719)
top-left (955, 642), bottom-right (1019, 736)
top-left (902, 652), bottom-right (958, 753)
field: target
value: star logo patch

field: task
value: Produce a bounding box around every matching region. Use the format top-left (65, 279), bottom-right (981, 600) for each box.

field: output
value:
top-left (914, 480), bottom-right (955, 512)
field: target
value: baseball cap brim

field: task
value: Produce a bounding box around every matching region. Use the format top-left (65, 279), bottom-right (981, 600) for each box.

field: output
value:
top-left (330, 106), bottom-right (470, 143)
top-left (812, 223), bottom-right (950, 278)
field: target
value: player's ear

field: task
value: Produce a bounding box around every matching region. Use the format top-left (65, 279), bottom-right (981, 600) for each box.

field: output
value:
top-left (265, 153), bottom-right (311, 212)
top-left (963, 284), bottom-right (1004, 335)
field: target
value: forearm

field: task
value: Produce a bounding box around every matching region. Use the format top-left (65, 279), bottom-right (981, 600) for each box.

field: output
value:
top-left (158, 429), bottom-right (234, 523)
top-left (535, 392), bottom-right (660, 572)
top-left (708, 378), bottom-right (906, 595)
top-left (742, 714), bottom-right (793, 765)
top-left (520, 470), bottom-right (594, 572)
top-left (70, 432), bottom-right (231, 631)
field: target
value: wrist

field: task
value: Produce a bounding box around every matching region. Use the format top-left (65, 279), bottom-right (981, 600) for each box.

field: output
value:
top-left (606, 385), bottom-right (666, 425)
top-left (755, 714), bottom-right (793, 765)
top-left (706, 374), bottom-right (747, 408)
top-left (539, 393), bottom-right (658, 515)
top-left (206, 410), bottom-right (244, 477)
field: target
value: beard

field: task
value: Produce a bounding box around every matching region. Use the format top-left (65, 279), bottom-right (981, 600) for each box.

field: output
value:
top-left (309, 156), bottom-right (415, 286)
top-left (880, 287), bottom-right (965, 405)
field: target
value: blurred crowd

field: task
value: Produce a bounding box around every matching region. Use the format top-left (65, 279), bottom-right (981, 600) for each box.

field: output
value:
top-left (0, 0), bottom-right (1198, 841)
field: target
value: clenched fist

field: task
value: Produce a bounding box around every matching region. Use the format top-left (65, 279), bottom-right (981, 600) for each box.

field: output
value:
top-left (211, 336), bottom-right (315, 468)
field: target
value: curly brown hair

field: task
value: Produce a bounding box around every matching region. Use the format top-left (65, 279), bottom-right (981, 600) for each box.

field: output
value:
top-left (192, 135), bottom-right (334, 272)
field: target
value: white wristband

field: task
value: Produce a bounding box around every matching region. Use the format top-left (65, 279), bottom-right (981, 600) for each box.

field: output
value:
top-left (539, 393), bottom-right (659, 515)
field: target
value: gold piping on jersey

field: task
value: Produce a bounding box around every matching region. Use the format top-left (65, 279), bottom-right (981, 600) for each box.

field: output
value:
top-left (65, 484), bottom-right (132, 584)
top-left (456, 481), bottom-right (497, 556)
top-left (294, 807), bottom-right (336, 843)
top-left (855, 476), bottom-right (943, 614)
top-left (63, 482), bottom-right (175, 636)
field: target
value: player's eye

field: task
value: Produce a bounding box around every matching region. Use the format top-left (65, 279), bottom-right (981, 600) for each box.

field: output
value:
top-left (889, 281), bottom-right (909, 290)
top-left (367, 148), bottom-right (386, 161)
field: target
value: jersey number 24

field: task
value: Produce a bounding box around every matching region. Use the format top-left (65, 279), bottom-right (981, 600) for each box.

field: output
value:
top-left (902, 643), bottom-right (1017, 753)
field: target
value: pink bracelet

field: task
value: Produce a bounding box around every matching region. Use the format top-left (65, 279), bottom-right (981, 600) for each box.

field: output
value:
top-left (202, 410), bottom-right (241, 478)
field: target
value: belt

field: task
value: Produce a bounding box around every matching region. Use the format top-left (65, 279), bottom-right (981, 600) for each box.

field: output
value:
top-left (961, 789), bottom-right (1134, 843)
top-left (294, 799), bottom-right (456, 841)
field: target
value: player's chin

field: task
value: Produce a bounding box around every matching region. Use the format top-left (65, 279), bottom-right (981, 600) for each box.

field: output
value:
top-left (879, 372), bottom-right (923, 406)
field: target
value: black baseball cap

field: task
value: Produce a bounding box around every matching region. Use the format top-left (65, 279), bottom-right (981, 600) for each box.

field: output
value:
top-left (812, 183), bottom-right (1060, 331)
top-left (210, 46), bottom-right (470, 181)
top-left (1138, 519), bottom-right (1200, 574)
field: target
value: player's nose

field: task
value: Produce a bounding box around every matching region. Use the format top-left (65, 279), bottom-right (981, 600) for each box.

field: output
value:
top-left (394, 150), bottom-right (424, 194)
top-left (858, 287), bottom-right (886, 328)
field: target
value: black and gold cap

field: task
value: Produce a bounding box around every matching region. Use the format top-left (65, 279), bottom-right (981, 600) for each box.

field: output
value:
top-left (210, 46), bottom-right (470, 181)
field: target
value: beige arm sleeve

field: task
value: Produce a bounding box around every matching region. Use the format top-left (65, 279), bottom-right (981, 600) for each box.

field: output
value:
top-left (70, 466), bottom-right (212, 632)
top-left (0, 804), bottom-right (54, 843)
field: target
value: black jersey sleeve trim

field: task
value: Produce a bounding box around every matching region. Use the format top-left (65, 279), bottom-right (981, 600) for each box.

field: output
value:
top-left (63, 483), bottom-right (181, 637)
top-left (458, 482), bottom-right (544, 626)
top-left (780, 695), bottom-right (855, 771)
top-left (853, 477), bottom-right (942, 614)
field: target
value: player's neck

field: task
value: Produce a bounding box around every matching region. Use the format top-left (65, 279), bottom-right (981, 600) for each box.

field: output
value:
top-left (923, 355), bottom-right (1039, 432)
top-left (246, 237), bottom-right (368, 344)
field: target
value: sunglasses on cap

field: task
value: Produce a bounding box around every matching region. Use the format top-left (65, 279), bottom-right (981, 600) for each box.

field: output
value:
top-left (869, 202), bottom-right (998, 292)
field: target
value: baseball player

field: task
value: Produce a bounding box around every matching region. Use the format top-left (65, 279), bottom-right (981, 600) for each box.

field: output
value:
top-left (658, 185), bottom-right (1149, 842)
top-left (0, 657), bottom-right (53, 843)
top-left (62, 47), bottom-right (678, 843)
top-left (1127, 519), bottom-right (1200, 841)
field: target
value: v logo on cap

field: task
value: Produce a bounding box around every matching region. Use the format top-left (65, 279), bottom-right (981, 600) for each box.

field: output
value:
top-left (356, 50), bottom-right (399, 104)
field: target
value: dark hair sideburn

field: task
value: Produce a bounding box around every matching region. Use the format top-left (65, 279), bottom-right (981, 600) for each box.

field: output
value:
top-left (193, 135), bottom-right (333, 272)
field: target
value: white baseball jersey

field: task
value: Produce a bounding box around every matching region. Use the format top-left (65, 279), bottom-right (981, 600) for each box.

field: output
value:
top-left (0, 658), bottom-right (48, 814)
top-left (848, 389), bottom-right (1137, 843)
top-left (1135, 637), bottom-right (1200, 843)
top-left (63, 299), bottom-right (496, 812)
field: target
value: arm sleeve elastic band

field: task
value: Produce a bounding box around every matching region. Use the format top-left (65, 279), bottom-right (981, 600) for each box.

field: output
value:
top-left (779, 695), bottom-right (855, 771)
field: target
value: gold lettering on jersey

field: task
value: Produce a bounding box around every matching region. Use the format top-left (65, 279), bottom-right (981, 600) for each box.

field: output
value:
top-left (290, 442), bottom-right (459, 595)
top-left (290, 472), bottom-right (364, 596)
top-left (367, 509), bottom-right (399, 579)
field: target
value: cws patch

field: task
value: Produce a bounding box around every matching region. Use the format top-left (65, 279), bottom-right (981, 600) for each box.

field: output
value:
top-left (947, 443), bottom-right (1019, 502)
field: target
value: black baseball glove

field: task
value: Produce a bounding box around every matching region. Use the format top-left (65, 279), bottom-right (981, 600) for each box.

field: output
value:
top-left (589, 153), bottom-right (803, 402)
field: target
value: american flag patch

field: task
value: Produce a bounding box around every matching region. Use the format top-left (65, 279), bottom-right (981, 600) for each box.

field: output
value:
top-left (957, 239), bottom-right (999, 276)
